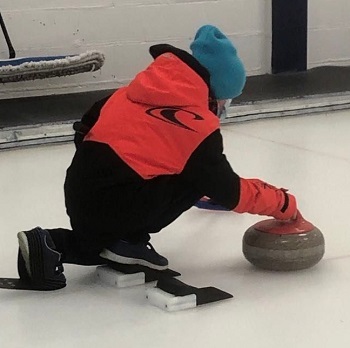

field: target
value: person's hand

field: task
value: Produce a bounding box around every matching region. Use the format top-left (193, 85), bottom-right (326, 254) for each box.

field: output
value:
top-left (276, 209), bottom-right (301, 223)
top-left (233, 178), bottom-right (297, 220)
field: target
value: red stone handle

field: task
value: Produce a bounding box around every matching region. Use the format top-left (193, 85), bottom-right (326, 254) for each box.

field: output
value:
top-left (253, 210), bottom-right (315, 235)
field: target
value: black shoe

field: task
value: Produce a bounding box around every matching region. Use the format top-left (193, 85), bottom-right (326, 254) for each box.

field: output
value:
top-left (17, 248), bottom-right (31, 282)
top-left (100, 240), bottom-right (169, 271)
top-left (17, 227), bottom-right (66, 290)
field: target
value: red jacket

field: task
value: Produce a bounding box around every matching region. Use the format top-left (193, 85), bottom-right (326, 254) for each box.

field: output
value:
top-left (85, 52), bottom-right (219, 180)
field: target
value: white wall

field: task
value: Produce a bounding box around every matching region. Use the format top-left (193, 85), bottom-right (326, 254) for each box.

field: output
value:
top-left (308, 0), bottom-right (350, 68)
top-left (0, 0), bottom-right (271, 99)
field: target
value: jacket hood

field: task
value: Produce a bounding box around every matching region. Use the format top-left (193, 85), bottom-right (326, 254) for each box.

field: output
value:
top-left (126, 45), bottom-right (211, 108)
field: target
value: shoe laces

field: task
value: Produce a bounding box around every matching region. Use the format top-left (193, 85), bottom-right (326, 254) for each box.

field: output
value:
top-left (55, 264), bottom-right (64, 275)
top-left (121, 240), bottom-right (155, 251)
top-left (146, 242), bottom-right (155, 251)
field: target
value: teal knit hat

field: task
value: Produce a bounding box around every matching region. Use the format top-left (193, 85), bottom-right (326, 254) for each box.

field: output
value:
top-left (190, 25), bottom-right (246, 99)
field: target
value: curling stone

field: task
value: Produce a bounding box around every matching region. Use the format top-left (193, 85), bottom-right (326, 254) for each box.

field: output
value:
top-left (243, 212), bottom-right (325, 271)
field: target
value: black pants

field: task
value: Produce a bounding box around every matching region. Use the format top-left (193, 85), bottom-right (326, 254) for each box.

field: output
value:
top-left (48, 174), bottom-right (202, 265)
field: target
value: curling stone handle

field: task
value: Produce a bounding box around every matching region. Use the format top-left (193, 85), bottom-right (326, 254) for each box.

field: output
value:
top-left (255, 210), bottom-right (315, 235)
top-left (277, 210), bottom-right (303, 223)
top-left (294, 210), bottom-right (304, 221)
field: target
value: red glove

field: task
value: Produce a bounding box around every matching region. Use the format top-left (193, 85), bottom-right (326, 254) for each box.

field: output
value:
top-left (233, 178), bottom-right (297, 220)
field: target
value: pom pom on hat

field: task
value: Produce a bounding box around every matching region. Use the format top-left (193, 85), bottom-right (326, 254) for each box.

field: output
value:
top-left (190, 25), bottom-right (246, 99)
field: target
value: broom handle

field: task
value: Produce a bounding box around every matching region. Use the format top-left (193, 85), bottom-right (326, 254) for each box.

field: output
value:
top-left (0, 12), bottom-right (16, 59)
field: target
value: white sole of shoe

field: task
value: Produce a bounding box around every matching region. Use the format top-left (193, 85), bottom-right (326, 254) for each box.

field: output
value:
top-left (17, 231), bottom-right (32, 277)
top-left (99, 249), bottom-right (168, 271)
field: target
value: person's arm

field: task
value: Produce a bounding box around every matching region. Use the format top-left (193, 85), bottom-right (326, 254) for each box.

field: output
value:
top-left (73, 94), bottom-right (112, 148)
top-left (182, 130), bottom-right (297, 220)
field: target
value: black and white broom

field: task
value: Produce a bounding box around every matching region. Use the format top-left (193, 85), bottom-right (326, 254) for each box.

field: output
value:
top-left (0, 11), bottom-right (105, 83)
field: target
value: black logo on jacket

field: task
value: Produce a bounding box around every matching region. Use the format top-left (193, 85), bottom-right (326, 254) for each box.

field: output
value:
top-left (146, 107), bottom-right (203, 132)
